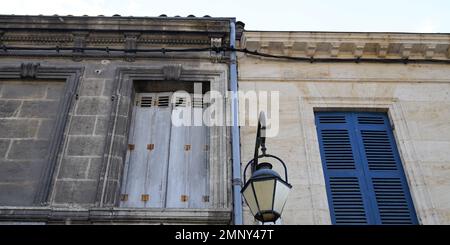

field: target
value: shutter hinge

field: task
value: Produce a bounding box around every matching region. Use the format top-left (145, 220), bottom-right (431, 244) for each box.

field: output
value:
top-left (204, 144), bottom-right (209, 151)
top-left (203, 195), bottom-right (210, 202)
top-left (128, 144), bottom-right (135, 150)
top-left (184, 144), bottom-right (191, 151)
top-left (181, 195), bottom-right (188, 202)
top-left (147, 144), bottom-right (154, 150)
top-left (120, 194), bottom-right (128, 201)
top-left (141, 194), bottom-right (149, 202)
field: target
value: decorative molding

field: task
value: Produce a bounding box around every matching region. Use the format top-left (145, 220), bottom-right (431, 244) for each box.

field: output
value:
top-left (0, 34), bottom-right (209, 46)
top-left (72, 32), bottom-right (89, 52)
top-left (239, 77), bottom-right (450, 84)
top-left (124, 32), bottom-right (140, 62)
top-left (424, 44), bottom-right (437, 59)
top-left (401, 43), bottom-right (413, 59)
top-left (0, 207), bottom-right (232, 224)
top-left (210, 37), bottom-right (222, 48)
top-left (377, 43), bottom-right (389, 58)
top-left (162, 64), bottom-right (183, 80)
top-left (0, 15), bottom-right (231, 33)
top-left (71, 32), bottom-right (88, 61)
top-left (19, 62), bottom-right (40, 78)
top-left (241, 32), bottom-right (450, 60)
top-left (330, 42), bottom-right (340, 57)
top-left (306, 42), bottom-right (316, 57)
top-left (353, 43), bottom-right (365, 58)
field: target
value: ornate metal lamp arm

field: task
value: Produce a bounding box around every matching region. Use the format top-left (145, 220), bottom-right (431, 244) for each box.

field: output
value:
top-left (252, 112), bottom-right (267, 172)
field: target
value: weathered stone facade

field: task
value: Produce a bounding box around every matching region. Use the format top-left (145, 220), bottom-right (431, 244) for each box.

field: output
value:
top-left (238, 31), bottom-right (450, 225)
top-left (0, 15), bottom-right (236, 224)
top-left (0, 79), bottom-right (64, 206)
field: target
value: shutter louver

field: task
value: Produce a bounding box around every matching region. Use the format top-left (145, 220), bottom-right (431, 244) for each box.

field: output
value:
top-left (361, 130), bottom-right (397, 170)
top-left (157, 95), bottom-right (170, 107)
top-left (319, 115), bottom-right (346, 124)
top-left (358, 116), bottom-right (385, 124)
top-left (329, 177), bottom-right (367, 224)
top-left (321, 129), bottom-right (356, 170)
top-left (192, 96), bottom-right (203, 108)
top-left (140, 96), bottom-right (153, 107)
top-left (372, 178), bottom-right (415, 224)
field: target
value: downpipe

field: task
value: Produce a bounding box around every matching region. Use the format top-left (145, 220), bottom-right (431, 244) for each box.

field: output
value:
top-left (229, 20), bottom-right (243, 225)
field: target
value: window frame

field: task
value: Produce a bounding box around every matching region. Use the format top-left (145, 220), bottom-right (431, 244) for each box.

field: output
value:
top-left (315, 111), bottom-right (418, 224)
top-left (97, 65), bottom-right (231, 216)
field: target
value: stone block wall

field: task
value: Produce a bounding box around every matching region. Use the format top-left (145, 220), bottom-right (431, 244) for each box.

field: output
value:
top-left (238, 59), bottom-right (450, 225)
top-left (50, 63), bottom-right (115, 207)
top-left (0, 80), bottom-right (64, 206)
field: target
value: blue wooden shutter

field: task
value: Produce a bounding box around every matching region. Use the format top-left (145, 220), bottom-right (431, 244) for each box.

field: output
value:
top-left (315, 112), bottom-right (418, 225)
top-left (315, 112), bottom-right (371, 224)
top-left (354, 112), bottom-right (418, 224)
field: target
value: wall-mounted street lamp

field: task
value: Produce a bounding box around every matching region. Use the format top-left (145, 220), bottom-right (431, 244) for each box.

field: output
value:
top-left (241, 112), bottom-right (292, 224)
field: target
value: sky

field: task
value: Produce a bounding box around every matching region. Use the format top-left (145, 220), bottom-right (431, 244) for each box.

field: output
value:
top-left (1, 0), bottom-right (449, 33)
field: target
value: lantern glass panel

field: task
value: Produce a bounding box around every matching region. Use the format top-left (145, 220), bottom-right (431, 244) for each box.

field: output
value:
top-left (242, 183), bottom-right (258, 216)
top-left (253, 179), bottom-right (276, 211)
top-left (273, 180), bottom-right (291, 214)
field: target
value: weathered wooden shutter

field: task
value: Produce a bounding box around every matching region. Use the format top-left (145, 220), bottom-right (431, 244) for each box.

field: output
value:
top-left (187, 96), bottom-right (209, 208)
top-left (121, 92), bottom-right (209, 209)
top-left (143, 92), bottom-right (172, 208)
top-left (315, 112), bottom-right (418, 225)
top-left (120, 93), bottom-right (172, 208)
top-left (166, 94), bottom-right (209, 208)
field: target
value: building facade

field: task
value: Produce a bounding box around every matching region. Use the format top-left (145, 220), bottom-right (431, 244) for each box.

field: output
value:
top-left (239, 31), bottom-right (450, 224)
top-left (0, 15), bottom-right (239, 224)
top-left (0, 15), bottom-right (450, 225)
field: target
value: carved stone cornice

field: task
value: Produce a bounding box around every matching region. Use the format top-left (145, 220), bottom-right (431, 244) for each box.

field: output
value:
top-left (0, 15), bottom-right (232, 51)
top-left (0, 32), bottom-right (213, 48)
top-left (241, 31), bottom-right (450, 60)
top-left (0, 15), bottom-right (231, 33)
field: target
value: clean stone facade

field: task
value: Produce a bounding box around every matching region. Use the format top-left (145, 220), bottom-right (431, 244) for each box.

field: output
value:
top-left (0, 15), bottom-right (238, 224)
top-left (238, 31), bottom-right (450, 224)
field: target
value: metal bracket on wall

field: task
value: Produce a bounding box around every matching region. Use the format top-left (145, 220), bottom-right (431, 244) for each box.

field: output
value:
top-left (184, 144), bottom-right (191, 151)
top-left (147, 144), bottom-right (154, 150)
top-left (128, 144), bottom-right (135, 150)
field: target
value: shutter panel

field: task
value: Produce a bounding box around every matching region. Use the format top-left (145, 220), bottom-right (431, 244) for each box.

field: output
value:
top-left (315, 112), bottom-right (371, 224)
top-left (120, 93), bottom-right (173, 208)
top-left (121, 93), bottom-right (156, 208)
top-left (143, 92), bottom-right (172, 208)
top-left (316, 112), bottom-right (418, 225)
top-left (166, 94), bottom-right (210, 208)
top-left (120, 102), bottom-right (137, 206)
top-left (166, 94), bottom-right (191, 208)
top-left (121, 92), bottom-right (209, 209)
top-left (355, 113), bottom-right (418, 225)
top-left (187, 96), bottom-right (209, 208)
